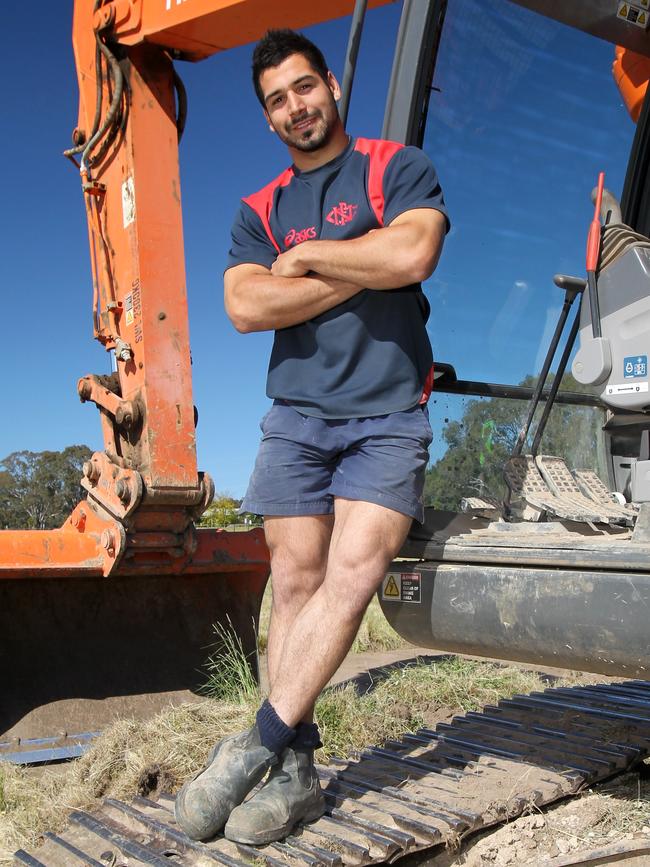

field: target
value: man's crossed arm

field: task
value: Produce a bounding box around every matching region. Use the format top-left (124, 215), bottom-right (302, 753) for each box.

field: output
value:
top-left (224, 208), bottom-right (446, 333)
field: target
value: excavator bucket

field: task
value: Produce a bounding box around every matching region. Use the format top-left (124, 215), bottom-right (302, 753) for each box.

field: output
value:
top-left (0, 524), bottom-right (269, 742)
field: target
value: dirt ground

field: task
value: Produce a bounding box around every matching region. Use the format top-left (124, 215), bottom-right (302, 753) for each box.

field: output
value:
top-left (415, 770), bottom-right (650, 866)
top-left (330, 651), bottom-right (650, 867)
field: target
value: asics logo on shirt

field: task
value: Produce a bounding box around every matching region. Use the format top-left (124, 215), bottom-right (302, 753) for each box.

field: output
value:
top-left (326, 201), bottom-right (358, 226)
top-left (284, 226), bottom-right (317, 247)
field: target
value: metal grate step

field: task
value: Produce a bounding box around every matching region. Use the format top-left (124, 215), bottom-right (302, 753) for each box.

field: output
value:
top-left (574, 468), bottom-right (638, 518)
top-left (536, 456), bottom-right (633, 526)
top-left (504, 455), bottom-right (634, 525)
top-left (504, 455), bottom-right (606, 523)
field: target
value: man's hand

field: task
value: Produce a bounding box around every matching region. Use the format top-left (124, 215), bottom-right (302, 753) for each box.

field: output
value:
top-left (277, 209), bottom-right (447, 290)
top-left (271, 246), bottom-right (310, 278)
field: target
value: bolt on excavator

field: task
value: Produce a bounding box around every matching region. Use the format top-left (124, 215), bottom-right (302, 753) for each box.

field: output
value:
top-left (2, 0), bottom-right (650, 753)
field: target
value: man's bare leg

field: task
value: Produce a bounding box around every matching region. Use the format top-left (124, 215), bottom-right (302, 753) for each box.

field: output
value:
top-left (268, 498), bottom-right (412, 727)
top-left (175, 518), bottom-right (333, 842)
top-left (220, 500), bottom-right (412, 844)
top-left (263, 514), bottom-right (333, 722)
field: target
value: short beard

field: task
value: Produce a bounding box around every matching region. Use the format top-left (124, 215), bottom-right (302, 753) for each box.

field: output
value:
top-left (288, 116), bottom-right (333, 152)
top-left (277, 99), bottom-right (339, 153)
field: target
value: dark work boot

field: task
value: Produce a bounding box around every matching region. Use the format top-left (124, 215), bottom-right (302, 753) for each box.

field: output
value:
top-left (224, 745), bottom-right (325, 845)
top-left (174, 726), bottom-right (277, 841)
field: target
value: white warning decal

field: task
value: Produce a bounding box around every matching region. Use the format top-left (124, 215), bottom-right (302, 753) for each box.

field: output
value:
top-left (382, 572), bottom-right (421, 603)
top-left (122, 177), bottom-right (135, 228)
top-left (606, 381), bottom-right (649, 395)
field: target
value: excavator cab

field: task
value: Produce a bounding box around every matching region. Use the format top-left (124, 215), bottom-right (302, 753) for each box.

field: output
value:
top-left (379, 0), bottom-right (650, 676)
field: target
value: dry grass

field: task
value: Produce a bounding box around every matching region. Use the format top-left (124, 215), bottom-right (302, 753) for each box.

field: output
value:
top-left (584, 770), bottom-right (650, 835)
top-left (315, 655), bottom-right (546, 759)
top-left (0, 700), bottom-right (254, 862)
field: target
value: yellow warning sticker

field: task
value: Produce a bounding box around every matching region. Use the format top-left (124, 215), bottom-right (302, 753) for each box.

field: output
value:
top-left (124, 292), bottom-right (134, 326)
top-left (381, 572), bottom-right (422, 603)
top-left (617, 1), bottom-right (650, 27)
top-left (383, 574), bottom-right (400, 598)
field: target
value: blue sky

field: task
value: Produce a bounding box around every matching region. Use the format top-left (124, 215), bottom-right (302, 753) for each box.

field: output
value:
top-left (0, 0), bottom-right (636, 495)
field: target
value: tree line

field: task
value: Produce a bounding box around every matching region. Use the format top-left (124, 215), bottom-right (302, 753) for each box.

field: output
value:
top-left (0, 446), bottom-right (92, 530)
top-left (0, 446), bottom-right (260, 530)
top-left (424, 374), bottom-right (604, 510)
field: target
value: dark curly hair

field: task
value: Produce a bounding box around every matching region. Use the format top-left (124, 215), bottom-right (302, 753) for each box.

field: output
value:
top-left (252, 29), bottom-right (330, 107)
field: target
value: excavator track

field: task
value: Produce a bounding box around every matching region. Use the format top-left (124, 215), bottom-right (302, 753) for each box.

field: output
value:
top-left (14, 680), bottom-right (650, 866)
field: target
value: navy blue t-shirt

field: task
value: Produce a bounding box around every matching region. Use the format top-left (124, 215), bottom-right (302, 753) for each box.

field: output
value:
top-left (226, 137), bottom-right (448, 419)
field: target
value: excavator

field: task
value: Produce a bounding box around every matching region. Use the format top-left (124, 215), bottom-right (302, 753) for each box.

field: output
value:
top-left (7, 1), bottom-right (650, 864)
top-left (2, 0), bottom-right (650, 764)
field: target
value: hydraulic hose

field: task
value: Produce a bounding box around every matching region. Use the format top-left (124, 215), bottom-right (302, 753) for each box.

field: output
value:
top-left (80, 38), bottom-right (124, 170)
top-left (64, 1), bottom-right (105, 158)
top-left (173, 69), bottom-right (187, 142)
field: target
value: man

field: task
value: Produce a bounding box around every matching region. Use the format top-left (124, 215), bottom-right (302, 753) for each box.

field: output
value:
top-left (176, 28), bottom-right (448, 846)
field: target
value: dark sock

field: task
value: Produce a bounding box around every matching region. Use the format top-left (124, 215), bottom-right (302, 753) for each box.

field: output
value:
top-left (293, 722), bottom-right (323, 750)
top-left (256, 699), bottom-right (296, 755)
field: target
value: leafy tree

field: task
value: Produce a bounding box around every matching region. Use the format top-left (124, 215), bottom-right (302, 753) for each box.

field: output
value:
top-left (424, 374), bottom-right (605, 511)
top-left (200, 493), bottom-right (244, 528)
top-left (0, 445), bottom-right (92, 530)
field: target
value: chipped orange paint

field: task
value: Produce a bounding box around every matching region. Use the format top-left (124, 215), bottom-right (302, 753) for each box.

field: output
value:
top-left (0, 504), bottom-right (123, 579)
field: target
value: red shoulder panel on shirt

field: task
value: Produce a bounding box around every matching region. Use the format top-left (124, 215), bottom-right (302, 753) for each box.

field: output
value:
top-left (243, 167), bottom-right (294, 253)
top-left (419, 363), bottom-right (435, 405)
top-left (354, 138), bottom-right (404, 227)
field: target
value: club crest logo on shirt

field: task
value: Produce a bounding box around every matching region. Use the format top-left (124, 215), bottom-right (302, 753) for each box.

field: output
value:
top-left (284, 226), bottom-right (317, 247)
top-left (326, 201), bottom-right (358, 226)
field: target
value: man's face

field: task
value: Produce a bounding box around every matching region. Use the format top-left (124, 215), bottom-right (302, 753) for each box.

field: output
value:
top-left (259, 53), bottom-right (342, 153)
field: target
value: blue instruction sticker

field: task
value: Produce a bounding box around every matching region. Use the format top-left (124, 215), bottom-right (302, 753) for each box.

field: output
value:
top-left (624, 356), bottom-right (647, 378)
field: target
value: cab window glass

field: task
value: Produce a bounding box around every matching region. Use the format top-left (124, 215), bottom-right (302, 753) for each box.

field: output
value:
top-left (421, 0), bottom-right (635, 504)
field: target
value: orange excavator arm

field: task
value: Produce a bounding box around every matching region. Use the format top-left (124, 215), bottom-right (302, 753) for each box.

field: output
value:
top-left (87, 0), bottom-right (390, 59)
top-left (0, 0), bottom-right (388, 741)
top-left (1, 0), bottom-right (389, 581)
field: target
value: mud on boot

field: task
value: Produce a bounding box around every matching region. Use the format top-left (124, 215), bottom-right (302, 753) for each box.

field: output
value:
top-left (224, 745), bottom-right (325, 845)
top-left (174, 726), bottom-right (277, 841)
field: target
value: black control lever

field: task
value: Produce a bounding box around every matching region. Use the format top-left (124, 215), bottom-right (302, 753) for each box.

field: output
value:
top-left (553, 274), bottom-right (587, 298)
top-left (512, 275), bottom-right (585, 458)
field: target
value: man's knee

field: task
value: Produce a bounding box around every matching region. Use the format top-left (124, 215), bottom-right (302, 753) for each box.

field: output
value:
top-left (269, 545), bottom-right (327, 613)
top-left (320, 558), bottom-right (385, 624)
top-left (265, 515), bottom-right (332, 614)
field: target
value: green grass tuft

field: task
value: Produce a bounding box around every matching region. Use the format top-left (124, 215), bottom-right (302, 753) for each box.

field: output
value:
top-left (315, 656), bottom-right (546, 759)
top-left (200, 617), bottom-right (261, 704)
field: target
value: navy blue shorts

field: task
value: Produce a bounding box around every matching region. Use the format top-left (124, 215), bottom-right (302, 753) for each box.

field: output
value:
top-left (241, 402), bottom-right (433, 522)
